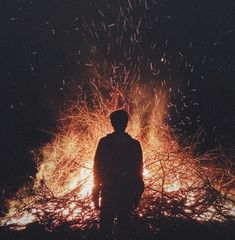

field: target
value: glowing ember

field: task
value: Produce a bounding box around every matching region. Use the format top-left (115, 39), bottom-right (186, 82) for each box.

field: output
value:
top-left (0, 79), bottom-right (234, 231)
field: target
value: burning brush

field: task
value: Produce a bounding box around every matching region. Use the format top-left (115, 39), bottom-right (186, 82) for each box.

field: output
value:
top-left (0, 78), bottom-right (234, 232)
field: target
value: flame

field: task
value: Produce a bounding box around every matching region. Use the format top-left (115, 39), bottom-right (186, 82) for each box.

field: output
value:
top-left (0, 79), bottom-right (234, 230)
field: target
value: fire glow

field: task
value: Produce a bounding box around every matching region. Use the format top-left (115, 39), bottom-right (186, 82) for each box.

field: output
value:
top-left (0, 79), bottom-right (234, 231)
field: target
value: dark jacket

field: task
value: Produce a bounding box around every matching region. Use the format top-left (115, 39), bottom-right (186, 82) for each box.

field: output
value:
top-left (93, 132), bottom-right (143, 190)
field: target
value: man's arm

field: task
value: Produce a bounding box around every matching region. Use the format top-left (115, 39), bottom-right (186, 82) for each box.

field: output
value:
top-left (92, 139), bottom-right (104, 209)
top-left (93, 139), bottom-right (104, 187)
top-left (137, 141), bottom-right (143, 180)
top-left (133, 141), bottom-right (144, 209)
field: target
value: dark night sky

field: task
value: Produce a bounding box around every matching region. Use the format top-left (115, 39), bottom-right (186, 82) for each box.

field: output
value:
top-left (0, 0), bottom-right (234, 191)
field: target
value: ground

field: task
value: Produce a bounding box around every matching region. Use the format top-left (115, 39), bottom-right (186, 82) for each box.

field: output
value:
top-left (0, 217), bottom-right (234, 240)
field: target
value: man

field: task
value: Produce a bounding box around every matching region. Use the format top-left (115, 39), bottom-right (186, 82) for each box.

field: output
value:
top-left (92, 109), bottom-right (144, 240)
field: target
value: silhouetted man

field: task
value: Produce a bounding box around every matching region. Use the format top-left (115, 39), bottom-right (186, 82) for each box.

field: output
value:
top-left (92, 109), bottom-right (144, 240)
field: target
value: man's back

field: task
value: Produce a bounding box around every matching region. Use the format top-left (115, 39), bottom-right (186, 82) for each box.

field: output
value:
top-left (94, 132), bottom-right (143, 189)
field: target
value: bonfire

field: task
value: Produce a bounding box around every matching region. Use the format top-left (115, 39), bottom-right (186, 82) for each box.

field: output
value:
top-left (0, 75), bottom-right (234, 232)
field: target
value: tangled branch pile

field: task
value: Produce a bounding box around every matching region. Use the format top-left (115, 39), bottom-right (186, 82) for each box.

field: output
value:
top-left (1, 80), bottom-right (234, 231)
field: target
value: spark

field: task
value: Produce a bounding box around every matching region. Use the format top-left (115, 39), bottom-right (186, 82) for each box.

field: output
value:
top-left (1, 77), bottom-right (234, 230)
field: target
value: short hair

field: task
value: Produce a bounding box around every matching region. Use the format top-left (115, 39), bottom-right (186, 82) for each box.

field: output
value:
top-left (110, 109), bottom-right (129, 131)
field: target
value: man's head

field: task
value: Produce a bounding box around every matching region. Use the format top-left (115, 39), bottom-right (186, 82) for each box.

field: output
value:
top-left (110, 109), bottom-right (129, 132)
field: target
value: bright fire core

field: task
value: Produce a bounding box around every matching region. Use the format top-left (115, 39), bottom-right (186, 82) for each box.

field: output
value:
top-left (1, 80), bottom-right (234, 231)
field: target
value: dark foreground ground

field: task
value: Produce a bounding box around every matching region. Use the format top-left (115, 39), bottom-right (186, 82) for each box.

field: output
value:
top-left (0, 218), bottom-right (234, 240)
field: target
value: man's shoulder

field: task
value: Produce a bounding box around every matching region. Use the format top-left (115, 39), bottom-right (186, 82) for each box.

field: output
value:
top-left (131, 138), bottom-right (141, 147)
top-left (133, 138), bottom-right (141, 145)
top-left (98, 136), bottom-right (109, 143)
top-left (98, 133), bottom-right (115, 144)
top-left (124, 133), bottom-right (140, 144)
top-left (98, 134), bottom-right (114, 144)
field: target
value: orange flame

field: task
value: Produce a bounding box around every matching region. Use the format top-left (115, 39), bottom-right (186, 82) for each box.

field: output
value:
top-left (0, 79), bottom-right (234, 230)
